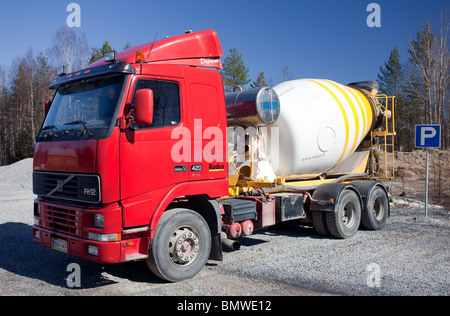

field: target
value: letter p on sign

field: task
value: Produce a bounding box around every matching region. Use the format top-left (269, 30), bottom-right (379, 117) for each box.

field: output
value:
top-left (415, 125), bottom-right (441, 148)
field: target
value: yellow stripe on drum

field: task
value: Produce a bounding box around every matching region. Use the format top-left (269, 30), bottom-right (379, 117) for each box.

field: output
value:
top-left (323, 80), bottom-right (362, 155)
top-left (346, 87), bottom-right (369, 136)
top-left (351, 88), bottom-right (374, 134)
top-left (306, 79), bottom-right (349, 165)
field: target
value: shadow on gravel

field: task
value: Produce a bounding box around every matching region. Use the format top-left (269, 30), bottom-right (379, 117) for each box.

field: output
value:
top-left (0, 222), bottom-right (164, 291)
top-left (225, 221), bottom-right (329, 252)
top-left (0, 220), bottom-right (332, 293)
top-left (252, 221), bottom-right (328, 239)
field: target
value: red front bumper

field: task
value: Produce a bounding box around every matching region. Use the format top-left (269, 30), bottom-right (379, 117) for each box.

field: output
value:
top-left (33, 225), bottom-right (150, 264)
top-left (33, 199), bottom-right (149, 264)
top-left (33, 225), bottom-right (122, 263)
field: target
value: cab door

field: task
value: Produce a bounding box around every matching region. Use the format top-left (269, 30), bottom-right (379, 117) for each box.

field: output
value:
top-left (184, 67), bottom-right (228, 182)
top-left (120, 76), bottom-right (187, 201)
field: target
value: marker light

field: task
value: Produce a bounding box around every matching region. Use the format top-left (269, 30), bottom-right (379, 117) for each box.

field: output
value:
top-left (57, 65), bottom-right (67, 76)
top-left (104, 51), bottom-right (117, 63)
top-left (93, 214), bottom-right (104, 229)
top-left (135, 50), bottom-right (145, 63)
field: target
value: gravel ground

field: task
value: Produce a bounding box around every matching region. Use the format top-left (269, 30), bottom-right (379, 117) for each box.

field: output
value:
top-left (0, 158), bottom-right (448, 296)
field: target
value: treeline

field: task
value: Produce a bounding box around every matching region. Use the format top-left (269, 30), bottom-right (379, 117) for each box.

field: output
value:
top-left (0, 27), bottom-right (125, 165)
top-left (377, 13), bottom-right (449, 151)
top-left (0, 51), bottom-right (54, 164)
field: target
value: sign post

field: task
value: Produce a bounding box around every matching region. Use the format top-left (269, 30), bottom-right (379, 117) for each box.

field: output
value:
top-left (415, 125), bottom-right (441, 217)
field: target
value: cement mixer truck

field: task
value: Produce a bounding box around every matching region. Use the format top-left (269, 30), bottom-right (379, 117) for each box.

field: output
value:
top-left (32, 30), bottom-right (396, 282)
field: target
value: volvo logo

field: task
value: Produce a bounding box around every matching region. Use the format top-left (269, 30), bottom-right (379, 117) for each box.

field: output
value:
top-left (47, 175), bottom-right (75, 197)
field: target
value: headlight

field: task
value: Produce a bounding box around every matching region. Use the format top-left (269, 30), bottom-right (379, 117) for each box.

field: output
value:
top-left (88, 245), bottom-right (98, 256)
top-left (88, 232), bottom-right (121, 242)
top-left (93, 214), bottom-right (104, 229)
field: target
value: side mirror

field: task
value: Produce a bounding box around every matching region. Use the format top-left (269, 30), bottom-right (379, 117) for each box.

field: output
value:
top-left (44, 100), bottom-right (52, 117)
top-left (134, 89), bottom-right (154, 126)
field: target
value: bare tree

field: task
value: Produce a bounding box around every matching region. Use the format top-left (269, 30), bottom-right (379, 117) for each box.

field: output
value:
top-left (281, 66), bottom-right (293, 82)
top-left (2, 49), bottom-right (55, 162)
top-left (24, 49), bottom-right (36, 146)
top-left (47, 26), bottom-right (90, 73)
top-left (405, 11), bottom-right (450, 149)
top-left (433, 10), bottom-right (449, 148)
top-left (0, 66), bottom-right (3, 162)
top-left (0, 66), bottom-right (2, 108)
top-left (407, 23), bottom-right (435, 124)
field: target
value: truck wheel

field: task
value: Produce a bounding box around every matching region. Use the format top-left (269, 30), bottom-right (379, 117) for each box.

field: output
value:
top-left (361, 186), bottom-right (389, 230)
top-left (146, 208), bottom-right (211, 282)
top-left (312, 211), bottom-right (329, 236)
top-left (326, 190), bottom-right (361, 239)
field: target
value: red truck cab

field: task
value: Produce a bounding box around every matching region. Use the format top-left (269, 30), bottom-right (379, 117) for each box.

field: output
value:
top-left (33, 30), bottom-right (229, 281)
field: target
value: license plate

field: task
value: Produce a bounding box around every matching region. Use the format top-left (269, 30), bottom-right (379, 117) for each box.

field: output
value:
top-left (52, 238), bottom-right (68, 253)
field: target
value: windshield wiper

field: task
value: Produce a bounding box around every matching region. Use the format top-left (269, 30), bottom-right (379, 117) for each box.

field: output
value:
top-left (40, 125), bottom-right (60, 138)
top-left (41, 125), bottom-right (59, 132)
top-left (64, 120), bottom-right (94, 137)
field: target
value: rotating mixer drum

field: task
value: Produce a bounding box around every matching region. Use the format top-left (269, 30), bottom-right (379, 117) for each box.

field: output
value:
top-left (271, 79), bottom-right (381, 178)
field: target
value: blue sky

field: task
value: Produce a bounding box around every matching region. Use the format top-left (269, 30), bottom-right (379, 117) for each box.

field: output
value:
top-left (0, 0), bottom-right (448, 86)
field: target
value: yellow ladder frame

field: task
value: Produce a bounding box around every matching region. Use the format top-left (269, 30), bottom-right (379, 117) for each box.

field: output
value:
top-left (370, 94), bottom-right (396, 181)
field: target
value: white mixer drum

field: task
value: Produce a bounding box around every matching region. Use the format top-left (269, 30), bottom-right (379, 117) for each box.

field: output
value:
top-left (271, 79), bottom-right (377, 178)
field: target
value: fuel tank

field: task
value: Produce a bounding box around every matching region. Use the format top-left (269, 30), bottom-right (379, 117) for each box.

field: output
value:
top-left (271, 79), bottom-right (381, 178)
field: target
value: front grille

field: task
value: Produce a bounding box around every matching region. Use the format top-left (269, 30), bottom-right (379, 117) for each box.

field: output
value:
top-left (41, 204), bottom-right (83, 237)
top-left (33, 171), bottom-right (101, 203)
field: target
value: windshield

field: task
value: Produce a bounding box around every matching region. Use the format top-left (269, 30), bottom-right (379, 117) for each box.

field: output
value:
top-left (37, 75), bottom-right (125, 142)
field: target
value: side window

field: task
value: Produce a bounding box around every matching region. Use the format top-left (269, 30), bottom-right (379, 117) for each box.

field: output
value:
top-left (132, 80), bottom-right (181, 129)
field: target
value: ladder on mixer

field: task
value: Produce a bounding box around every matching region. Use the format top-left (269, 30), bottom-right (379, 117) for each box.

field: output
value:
top-left (370, 95), bottom-right (396, 181)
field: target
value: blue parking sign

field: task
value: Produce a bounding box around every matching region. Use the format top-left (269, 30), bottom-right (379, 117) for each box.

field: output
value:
top-left (415, 125), bottom-right (441, 148)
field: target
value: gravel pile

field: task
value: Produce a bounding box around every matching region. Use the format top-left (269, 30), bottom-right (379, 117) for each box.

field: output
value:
top-left (0, 159), bottom-right (34, 224)
top-left (0, 159), bottom-right (448, 296)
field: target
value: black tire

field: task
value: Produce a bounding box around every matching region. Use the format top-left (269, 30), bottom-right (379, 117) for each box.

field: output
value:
top-left (361, 186), bottom-right (389, 230)
top-left (146, 208), bottom-right (211, 282)
top-left (312, 210), bottom-right (329, 236)
top-left (326, 190), bottom-right (361, 239)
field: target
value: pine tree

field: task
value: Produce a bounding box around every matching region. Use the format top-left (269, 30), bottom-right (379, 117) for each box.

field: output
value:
top-left (123, 42), bottom-right (132, 50)
top-left (89, 41), bottom-right (114, 64)
top-left (221, 48), bottom-right (251, 91)
top-left (250, 72), bottom-right (267, 88)
top-left (378, 46), bottom-right (402, 96)
top-left (378, 46), bottom-right (416, 151)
